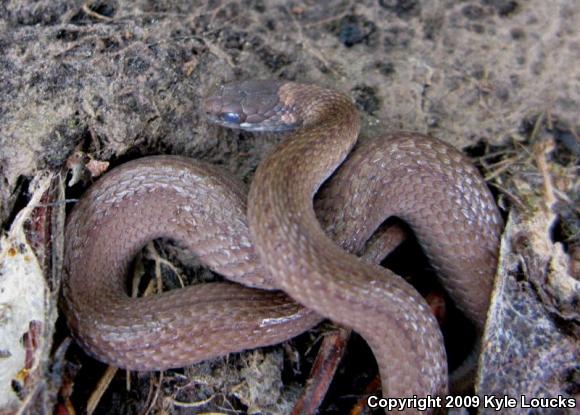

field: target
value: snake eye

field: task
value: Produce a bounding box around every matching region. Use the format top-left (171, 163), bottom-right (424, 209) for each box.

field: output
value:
top-left (220, 112), bottom-right (243, 124)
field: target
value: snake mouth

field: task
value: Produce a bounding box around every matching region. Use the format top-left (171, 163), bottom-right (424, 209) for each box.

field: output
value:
top-left (202, 94), bottom-right (245, 128)
top-left (203, 80), bottom-right (298, 132)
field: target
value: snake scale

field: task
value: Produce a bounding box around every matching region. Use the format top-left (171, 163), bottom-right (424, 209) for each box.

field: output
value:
top-left (63, 80), bottom-right (503, 411)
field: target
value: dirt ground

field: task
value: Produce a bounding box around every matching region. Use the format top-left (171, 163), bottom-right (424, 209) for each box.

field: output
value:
top-left (0, 0), bottom-right (578, 414)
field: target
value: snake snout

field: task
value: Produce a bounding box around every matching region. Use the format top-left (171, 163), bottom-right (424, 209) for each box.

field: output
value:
top-left (203, 92), bottom-right (247, 129)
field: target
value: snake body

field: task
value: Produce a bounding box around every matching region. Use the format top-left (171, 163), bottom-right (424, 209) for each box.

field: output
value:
top-left (63, 80), bottom-right (503, 408)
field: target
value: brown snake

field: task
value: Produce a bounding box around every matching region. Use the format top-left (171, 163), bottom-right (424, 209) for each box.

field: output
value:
top-left (63, 80), bottom-right (503, 409)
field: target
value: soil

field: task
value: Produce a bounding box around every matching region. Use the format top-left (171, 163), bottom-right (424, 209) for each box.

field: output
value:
top-left (0, 1), bottom-right (578, 414)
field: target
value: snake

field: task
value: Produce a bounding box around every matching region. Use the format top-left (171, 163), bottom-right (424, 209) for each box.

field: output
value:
top-left (63, 80), bottom-right (503, 410)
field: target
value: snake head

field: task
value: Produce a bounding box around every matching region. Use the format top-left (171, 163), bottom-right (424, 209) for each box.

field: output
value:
top-left (204, 80), bottom-right (298, 132)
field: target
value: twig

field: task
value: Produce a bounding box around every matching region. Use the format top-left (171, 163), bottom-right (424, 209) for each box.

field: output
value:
top-left (82, 3), bottom-right (114, 22)
top-left (292, 328), bottom-right (351, 415)
top-left (167, 395), bottom-right (217, 408)
top-left (142, 372), bottom-right (163, 415)
top-left (533, 138), bottom-right (557, 210)
top-left (86, 366), bottom-right (118, 415)
top-left (349, 376), bottom-right (381, 415)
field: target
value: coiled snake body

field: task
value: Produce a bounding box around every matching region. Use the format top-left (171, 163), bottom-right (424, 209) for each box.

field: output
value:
top-left (63, 80), bottom-right (503, 411)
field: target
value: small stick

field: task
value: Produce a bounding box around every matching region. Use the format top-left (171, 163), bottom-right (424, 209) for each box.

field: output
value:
top-left (291, 328), bottom-right (351, 415)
